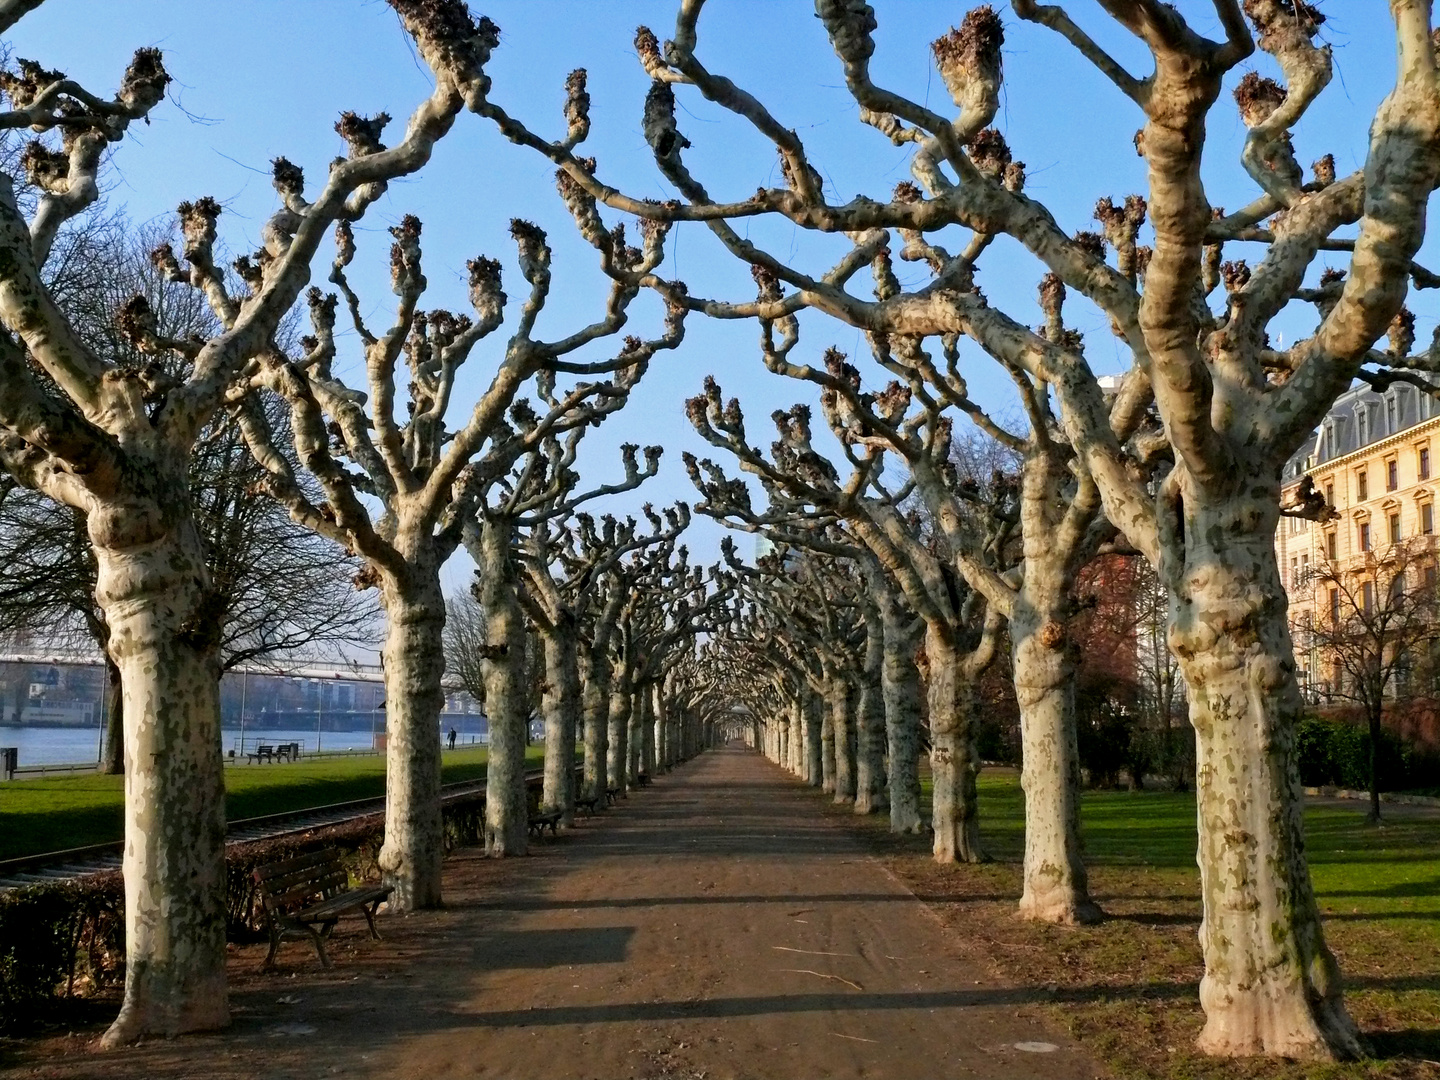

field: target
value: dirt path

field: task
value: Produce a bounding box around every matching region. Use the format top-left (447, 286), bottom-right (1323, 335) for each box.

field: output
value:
top-left (5, 746), bottom-right (1100, 1080)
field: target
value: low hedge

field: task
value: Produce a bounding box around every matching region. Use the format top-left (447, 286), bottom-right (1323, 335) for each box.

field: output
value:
top-left (1295, 715), bottom-right (1428, 792)
top-left (0, 791), bottom-right (486, 1031)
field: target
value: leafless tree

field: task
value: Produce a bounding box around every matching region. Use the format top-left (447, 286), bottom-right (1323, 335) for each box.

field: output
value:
top-left (467, 0), bottom-right (1440, 1056)
top-left (1299, 538), bottom-right (1440, 821)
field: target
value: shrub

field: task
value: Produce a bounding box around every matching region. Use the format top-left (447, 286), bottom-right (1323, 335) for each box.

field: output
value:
top-left (1295, 716), bottom-right (1421, 792)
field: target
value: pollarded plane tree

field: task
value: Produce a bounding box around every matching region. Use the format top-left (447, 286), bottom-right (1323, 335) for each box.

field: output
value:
top-left (699, 588), bottom-right (808, 770)
top-left (589, 528), bottom-right (692, 795)
top-left (683, 398), bottom-right (929, 828)
top-left (514, 495), bottom-right (691, 822)
top-left (231, 190), bottom-right (682, 884)
top-left (0, 0), bottom-right (480, 1044)
top-left (617, 541), bottom-right (732, 783)
top-left (717, 517), bottom-right (894, 815)
top-left (687, 376), bottom-right (1012, 861)
top-left (460, 432), bottom-right (671, 846)
top-left (748, 277), bottom-right (1134, 922)
top-left (565, 509), bottom-right (691, 803)
top-left (473, 0), bottom-right (1440, 1056)
top-left (720, 539), bottom-right (870, 802)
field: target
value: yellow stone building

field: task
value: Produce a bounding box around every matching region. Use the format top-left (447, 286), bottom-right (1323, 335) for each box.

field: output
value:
top-left (1277, 381), bottom-right (1440, 698)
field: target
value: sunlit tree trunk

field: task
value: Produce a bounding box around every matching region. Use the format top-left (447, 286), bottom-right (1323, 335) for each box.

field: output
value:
top-left (607, 661), bottom-right (632, 794)
top-left (540, 619), bottom-right (579, 823)
top-left (95, 512), bottom-right (228, 1048)
top-left (1171, 491), bottom-right (1358, 1057)
top-left (927, 626), bottom-right (985, 864)
top-left (477, 517), bottom-right (528, 857)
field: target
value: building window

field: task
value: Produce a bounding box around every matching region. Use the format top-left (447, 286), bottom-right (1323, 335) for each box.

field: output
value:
top-left (1427, 564), bottom-right (1437, 589)
top-left (1330, 587), bottom-right (1340, 623)
top-left (1327, 531), bottom-right (1338, 560)
top-left (1360, 521), bottom-right (1371, 551)
top-left (1425, 502), bottom-right (1435, 535)
top-left (1359, 409), bottom-right (1370, 444)
top-left (1362, 580), bottom-right (1375, 613)
top-left (1388, 395), bottom-right (1399, 434)
top-left (1358, 471), bottom-right (1368, 501)
top-left (1421, 446), bottom-right (1431, 480)
top-left (1301, 554), bottom-right (1310, 585)
top-left (1390, 572), bottom-right (1406, 604)
top-left (1391, 512), bottom-right (1402, 544)
top-left (1290, 557), bottom-right (1298, 588)
top-left (1388, 458), bottom-right (1399, 491)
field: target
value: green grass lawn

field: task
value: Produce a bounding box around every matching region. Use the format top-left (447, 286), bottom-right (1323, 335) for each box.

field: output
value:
top-left (873, 768), bottom-right (1440, 1079)
top-left (0, 745), bottom-right (546, 861)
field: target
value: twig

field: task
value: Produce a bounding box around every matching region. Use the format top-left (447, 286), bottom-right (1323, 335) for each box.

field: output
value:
top-left (773, 946), bottom-right (850, 957)
top-left (777, 968), bottom-right (864, 991)
top-left (830, 1032), bottom-right (877, 1043)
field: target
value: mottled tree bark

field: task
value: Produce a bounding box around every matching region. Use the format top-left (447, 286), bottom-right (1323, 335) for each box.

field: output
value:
top-left (879, 596), bottom-right (924, 834)
top-left (819, 684), bottom-right (836, 794)
top-left (854, 601), bottom-right (887, 814)
top-left (96, 520), bottom-right (228, 1048)
top-left (927, 627), bottom-right (985, 864)
top-left (478, 517), bottom-right (528, 857)
top-left (828, 675), bottom-right (855, 803)
top-left (804, 687), bottom-right (823, 787)
top-left (540, 619), bottom-right (579, 823)
top-left (607, 662), bottom-right (632, 794)
top-left (1012, 591), bottom-right (1100, 924)
top-left (652, 680), bottom-right (669, 776)
top-left (1173, 494), bottom-right (1357, 1057)
top-left (376, 575), bottom-right (447, 905)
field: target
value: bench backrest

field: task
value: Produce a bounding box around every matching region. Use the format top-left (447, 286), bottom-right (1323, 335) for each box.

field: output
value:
top-left (253, 848), bottom-right (351, 914)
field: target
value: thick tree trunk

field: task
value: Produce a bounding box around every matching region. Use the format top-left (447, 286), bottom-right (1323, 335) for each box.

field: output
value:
top-left (880, 603), bottom-right (924, 834)
top-left (580, 647), bottom-right (610, 801)
top-left (377, 581), bottom-right (447, 907)
top-left (541, 622), bottom-right (579, 823)
top-left (636, 683), bottom-right (654, 778)
top-left (820, 683), bottom-right (836, 793)
top-left (99, 656), bottom-right (124, 776)
top-left (828, 675), bottom-right (857, 804)
top-left (1170, 500), bottom-right (1359, 1059)
top-left (607, 664), bottom-right (632, 794)
top-left (478, 518), bottom-right (528, 857)
top-left (854, 615), bottom-right (887, 814)
top-left (94, 524), bottom-right (228, 1047)
top-left (1012, 597), bottom-right (1101, 924)
top-left (794, 698), bottom-right (806, 774)
top-left (652, 681), bottom-right (668, 775)
top-left (927, 627), bottom-right (986, 864)
top-left (804, 687), bottom-right (823, 787)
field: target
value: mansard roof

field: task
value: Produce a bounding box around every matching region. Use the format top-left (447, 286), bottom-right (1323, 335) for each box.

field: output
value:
top-left (1283, 379), bottom-right (1440, 483)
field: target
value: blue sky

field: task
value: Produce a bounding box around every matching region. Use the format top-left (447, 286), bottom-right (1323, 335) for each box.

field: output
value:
top-left (7, 2), bottom-right (1424, 593)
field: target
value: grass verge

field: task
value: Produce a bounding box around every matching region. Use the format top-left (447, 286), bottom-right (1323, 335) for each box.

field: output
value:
top-left (0, 745), bottom-right (545, 861)
top-left (827, 767), bottom-right (1440, 1080)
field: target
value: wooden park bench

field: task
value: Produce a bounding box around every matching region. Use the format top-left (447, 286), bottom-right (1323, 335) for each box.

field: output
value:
top-left (574, 794), bottom-right (600, 817)
top-left (276, 741), bottom-right (301, 762)
top-left (247, 743), bottom-right (276, 764)
top-left (252, 848), bottom-right (392, 971)
top-left (528, 807), bottom-right (563, 838)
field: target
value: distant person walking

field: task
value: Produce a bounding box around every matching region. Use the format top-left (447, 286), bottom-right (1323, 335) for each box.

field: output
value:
top-left (447, 728), bottom-right (457, 751)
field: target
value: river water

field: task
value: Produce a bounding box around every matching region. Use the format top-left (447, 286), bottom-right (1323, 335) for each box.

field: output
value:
top-left (0, 725), bottom-right (487, 768)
